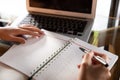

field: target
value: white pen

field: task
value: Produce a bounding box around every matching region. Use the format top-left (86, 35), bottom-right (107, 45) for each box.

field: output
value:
top-left (79, 47), bottom-right (109, 67)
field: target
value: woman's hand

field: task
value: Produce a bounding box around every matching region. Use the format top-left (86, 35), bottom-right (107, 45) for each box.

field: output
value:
top-left (78, 51), bottom-right (111, 80)
top-left (0, 24), bottom-right (44, 44)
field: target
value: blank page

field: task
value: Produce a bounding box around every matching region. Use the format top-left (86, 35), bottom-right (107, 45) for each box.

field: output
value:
top-left (34, 38), bottom-right (118, 80)
top-left (34, 42), bottom-right (84, 80)
top-left (0, 34), bottom-right (68, 77)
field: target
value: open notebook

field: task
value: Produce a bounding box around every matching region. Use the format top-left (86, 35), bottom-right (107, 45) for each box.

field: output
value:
top-left (0, 31), bottom-right (118, 80)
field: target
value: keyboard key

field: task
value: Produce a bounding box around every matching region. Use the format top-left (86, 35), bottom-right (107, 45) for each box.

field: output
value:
top-left (19, 14), bottom-right (87, 36)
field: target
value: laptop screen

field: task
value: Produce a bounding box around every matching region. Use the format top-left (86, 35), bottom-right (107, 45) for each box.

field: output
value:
top-left (30, 0), bottom-right (92, 14)
top-left (27, 0), bottom-right (96, 18)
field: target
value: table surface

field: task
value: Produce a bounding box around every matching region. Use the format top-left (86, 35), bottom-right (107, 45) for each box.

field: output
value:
top-left (0, 15), bottom-right (120, 80)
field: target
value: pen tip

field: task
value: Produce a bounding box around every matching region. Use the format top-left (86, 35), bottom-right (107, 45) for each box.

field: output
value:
top-left (79, 47), bottom-right (84, 51)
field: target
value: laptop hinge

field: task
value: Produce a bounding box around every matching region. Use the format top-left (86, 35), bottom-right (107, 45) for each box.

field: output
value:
top-left (29, 11), bottom-right (92, 21)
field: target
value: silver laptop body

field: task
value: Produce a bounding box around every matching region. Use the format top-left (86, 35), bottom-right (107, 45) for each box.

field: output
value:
top-left (18, 0), bottom-right (97, 42)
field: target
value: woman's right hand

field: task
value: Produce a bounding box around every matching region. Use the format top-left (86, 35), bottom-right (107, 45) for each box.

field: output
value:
top-left (77, 51), bottom-right (111, 80)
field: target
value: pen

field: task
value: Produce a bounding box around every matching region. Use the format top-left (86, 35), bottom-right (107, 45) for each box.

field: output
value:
top-left (79, 47), bottom-right (109, 67)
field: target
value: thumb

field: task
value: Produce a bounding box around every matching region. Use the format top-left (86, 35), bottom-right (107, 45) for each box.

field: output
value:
top-left (82, 51), bottom-right (94, 65)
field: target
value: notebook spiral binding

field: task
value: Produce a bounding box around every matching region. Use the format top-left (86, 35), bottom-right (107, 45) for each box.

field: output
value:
top-left (28, 40), bottom-right (71, 80)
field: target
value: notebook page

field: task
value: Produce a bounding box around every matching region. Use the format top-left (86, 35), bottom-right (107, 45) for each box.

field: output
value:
top-left (34, 42), bottom-right (84, 80)
top-left (34, 38), bottom-right (118, 80)
top-left (73, 38), bottom-right (118, 70)
top-left (0, 34), bottom-right (68, 77)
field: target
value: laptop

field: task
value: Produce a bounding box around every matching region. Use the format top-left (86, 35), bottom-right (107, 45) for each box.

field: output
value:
top-left (17, 0), bottom-right (97, 42)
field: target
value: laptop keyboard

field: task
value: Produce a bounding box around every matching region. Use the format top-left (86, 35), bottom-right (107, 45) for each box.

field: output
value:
top-left (19, 14), bottom-right (87, 36)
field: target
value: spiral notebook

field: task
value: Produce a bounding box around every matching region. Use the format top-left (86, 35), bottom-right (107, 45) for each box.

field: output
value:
top-left (0, 36), bottom-right (118, 80)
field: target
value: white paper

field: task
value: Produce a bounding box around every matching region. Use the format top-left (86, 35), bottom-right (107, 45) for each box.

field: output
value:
top-left (0, 31), bottom-right (69, 76)
top-left (73, 38), bottom-right (118, 70)
top-left (34, 38), bottom-right (118, 80)
top-left (0, 33), bottom-right (118, 80)
top-left (34, 43), bottom-right (84, 80)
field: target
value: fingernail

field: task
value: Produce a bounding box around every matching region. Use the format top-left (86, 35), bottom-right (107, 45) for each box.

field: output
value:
top-left (35, 36), bottom-right (39, 39)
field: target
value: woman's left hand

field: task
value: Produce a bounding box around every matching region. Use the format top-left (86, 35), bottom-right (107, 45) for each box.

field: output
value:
top-left (0, 24), bottom-right (44, 44)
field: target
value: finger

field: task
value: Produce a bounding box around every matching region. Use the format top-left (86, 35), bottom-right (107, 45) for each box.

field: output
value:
top-left (107, 71), bottom-right (111, 79)
top-left (77, 64), bottom-right (81, 69)
top-left (94, 52), bottom-right (108, 60)
top-left (8, 36), bottom-right (25, 44)
top-left (19, 25), bottom-right (44, 35)
top-left (92, 52), bottom-right (109, 66)
top-left (82, 55), bottom-right (84, 58)
top-left (14, 28), bottom-right (42, 37)
top-left (81, 51), bottom-right (94, 65)
top-left (19, 24), bottom-right (34, 28)
top-left (78, 63), bottom-right (87, 80)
